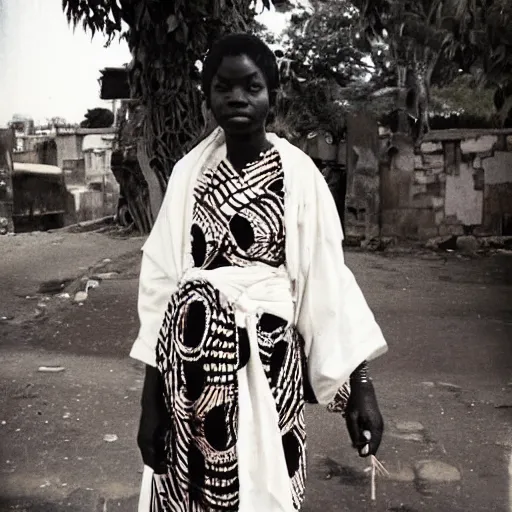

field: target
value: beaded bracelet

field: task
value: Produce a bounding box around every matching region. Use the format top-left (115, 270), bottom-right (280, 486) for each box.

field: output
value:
top-left (350, 360), bottom-right (370, 384)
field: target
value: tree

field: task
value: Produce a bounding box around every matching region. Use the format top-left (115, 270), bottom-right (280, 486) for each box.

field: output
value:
top-left (352, 0), bottom-right (512, 138)
top-left (80, 108), bottom-right (114, 128)
top-left (46, 116), bottom-right (68, 127)
top-left (267, 0), bottom-right (394, 141)
top-left (283, 0), bottom-right (372, 86)
top-left (63, 0), bottom-right (262, 232)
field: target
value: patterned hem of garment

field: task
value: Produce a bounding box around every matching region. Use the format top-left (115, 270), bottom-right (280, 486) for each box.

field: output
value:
top-left (326, 381), bottom-right (351, 414)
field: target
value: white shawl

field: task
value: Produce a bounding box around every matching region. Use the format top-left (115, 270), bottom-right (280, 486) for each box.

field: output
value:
top-left (131, 127), bottom-right (388, 511)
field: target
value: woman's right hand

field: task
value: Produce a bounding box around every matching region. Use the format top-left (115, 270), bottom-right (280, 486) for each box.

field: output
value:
top-left (137, 365), bottom-right (169, 474)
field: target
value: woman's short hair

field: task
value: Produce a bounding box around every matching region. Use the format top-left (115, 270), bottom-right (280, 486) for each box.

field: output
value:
top-left (202, 33), bottom-right (280, 107)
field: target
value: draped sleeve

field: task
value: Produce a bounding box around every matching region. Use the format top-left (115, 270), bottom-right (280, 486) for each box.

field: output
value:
top-left (129, 169), bottom-right (182, 367)
top-left (129, 128), bottom-right (226, 367)
top-left (294, 158), bottom-right (388, 405)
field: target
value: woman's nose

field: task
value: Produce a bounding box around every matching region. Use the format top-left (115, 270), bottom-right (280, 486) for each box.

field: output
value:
top-left (227, 87), bottom-right (248, 105)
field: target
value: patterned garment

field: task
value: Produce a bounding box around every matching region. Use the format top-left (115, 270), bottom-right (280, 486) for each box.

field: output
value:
top-left (152, 148), bottom-right (307, 511)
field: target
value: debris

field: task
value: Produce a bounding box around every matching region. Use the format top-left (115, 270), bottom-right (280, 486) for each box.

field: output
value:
top-left (437, 382), bottom-right (462, 392)
top-left (74, 279), bottom-right (100, 303)
top-left (86, 279), bottom-right (100, 291)
top-left (388, 432), bottom-right (424, 443)
top-left (104, 434), bottom-right (118, 443)
top-left (395, 421), bottom-right (425, 433)
top-left (74, 291), bottom-right (88, 303)
top-left (38, 366), bottom-right (65, 373)
top-left (93, 272), bottom-right (120, 280)
top-left (57, 293), bottom-right (70, 299)
top-left (0, 315), bottom-right (14, 322)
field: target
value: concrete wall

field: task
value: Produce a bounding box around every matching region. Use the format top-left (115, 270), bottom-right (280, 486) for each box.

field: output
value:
top-left (12, 150), bottom-right (39, 164)
top-left (345, 113), bottom-right (380, 240)
top-left (55, 134), bottom-right (84, 170)
top-left (379, 129), bottom-right (512, 239)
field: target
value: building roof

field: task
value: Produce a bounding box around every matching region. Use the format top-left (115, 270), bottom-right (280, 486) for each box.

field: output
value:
top-left (56, 127), bottom-right (117, 136)
top-left (13, 162), bottom-right (62, 176)
top-left (423, 128), bottom-right (512, 142)
top-left (76, 127), bottom-right (117, 135)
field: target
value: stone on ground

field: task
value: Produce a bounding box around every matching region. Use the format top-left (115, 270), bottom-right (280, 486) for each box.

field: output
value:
top-left (437, 382), bottom-right (462, 392)
top-left (395, 421), bottom-right (425, 433)
top-left (389, 432), bottom-right (424, 442)
top-left (414, 460), bottom-right (461, 483)
top-left (456, 235), bottom-right (479, 254)
top-left (386, 465), bottom-right (415, 483)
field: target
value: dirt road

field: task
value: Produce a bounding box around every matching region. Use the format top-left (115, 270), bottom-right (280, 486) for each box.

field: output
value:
top-left (1, 231), bottom-right (511, 511)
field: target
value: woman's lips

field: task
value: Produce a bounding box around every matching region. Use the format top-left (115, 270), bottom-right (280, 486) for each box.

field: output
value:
top-left (226, 113), bottom-right (252, 122)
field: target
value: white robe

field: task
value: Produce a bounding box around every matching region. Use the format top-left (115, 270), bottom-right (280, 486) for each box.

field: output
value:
top-left (130, 127), bottom-right (388, 511)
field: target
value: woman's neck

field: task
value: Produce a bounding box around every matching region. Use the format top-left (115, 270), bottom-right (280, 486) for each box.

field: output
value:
top-left (225, 130), bottom-right (272, 171)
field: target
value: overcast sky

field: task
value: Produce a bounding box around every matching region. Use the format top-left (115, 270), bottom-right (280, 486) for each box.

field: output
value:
top-left (0, 0), bottom-right (309, 128)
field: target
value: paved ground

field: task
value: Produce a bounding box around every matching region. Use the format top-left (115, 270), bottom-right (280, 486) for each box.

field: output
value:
top-left (1, 230), bottom-right (511, 511)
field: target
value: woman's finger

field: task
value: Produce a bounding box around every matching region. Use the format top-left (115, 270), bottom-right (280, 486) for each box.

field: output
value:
top-left (345, 413), bottom-right (364, 449)
top-left (369, 432), bottom-right (383, 455)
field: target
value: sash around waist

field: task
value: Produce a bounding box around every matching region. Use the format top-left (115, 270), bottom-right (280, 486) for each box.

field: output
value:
top-left (180, 264), bottom-right (295, 327)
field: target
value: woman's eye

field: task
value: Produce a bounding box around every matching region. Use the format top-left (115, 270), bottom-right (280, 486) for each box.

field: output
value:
top-left (249, 83), bottom-right (263, 92)
top-left (214, 83), bottom-right (229, 92)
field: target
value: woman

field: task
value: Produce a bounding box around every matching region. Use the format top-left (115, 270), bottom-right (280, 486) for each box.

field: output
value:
top-left (131, 33), bottom-right (388, 512)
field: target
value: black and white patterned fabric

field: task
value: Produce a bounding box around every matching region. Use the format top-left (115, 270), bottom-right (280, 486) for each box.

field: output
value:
top-left (151, 148), bottom-right (307, 511)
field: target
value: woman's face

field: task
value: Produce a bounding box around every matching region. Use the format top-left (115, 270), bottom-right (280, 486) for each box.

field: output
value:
top-left (209, 54), bottom-right (270, 137)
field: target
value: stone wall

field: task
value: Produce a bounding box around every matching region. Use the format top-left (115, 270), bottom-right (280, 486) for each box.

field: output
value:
top-left (380, 129), bottom-right (512, 239)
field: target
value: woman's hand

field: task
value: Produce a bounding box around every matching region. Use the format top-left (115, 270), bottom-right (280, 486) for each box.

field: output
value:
top-left (137, 365), bottom-right (169, 474)
top-left (344, 380), bottom-right (384, 457)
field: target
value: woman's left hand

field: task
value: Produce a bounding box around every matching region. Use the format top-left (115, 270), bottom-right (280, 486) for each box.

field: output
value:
top-left (344, 381), bottom-right (384, 457)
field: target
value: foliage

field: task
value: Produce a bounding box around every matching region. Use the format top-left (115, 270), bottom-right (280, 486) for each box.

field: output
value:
top-left (352, 0), bottom-right (512, 127)
top-left (283, 0), bottom-right (372, 86)
top-left (430, 75), bottom-right (494, 120)
top-left (63, 0), bottom-right (259, 231)
top-left (267, 1), bottom-right (377, 141)
top-left (80, 108), bottom-right (114, 128)
top-left (269, 78), bottom-right (348, 141)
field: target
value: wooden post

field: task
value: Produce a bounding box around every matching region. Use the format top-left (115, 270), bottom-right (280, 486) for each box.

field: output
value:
top-left (102, 173), bottom-right (107, 217)
top-left (0, 129), bottom-right (15, 235)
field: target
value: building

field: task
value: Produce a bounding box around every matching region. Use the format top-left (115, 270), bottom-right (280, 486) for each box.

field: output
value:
top-left (9, 120), bottom-right (119, 223)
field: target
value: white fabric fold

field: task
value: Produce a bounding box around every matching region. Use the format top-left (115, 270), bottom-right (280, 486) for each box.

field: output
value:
top-left (183, 264), bottom-right (295, 512)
